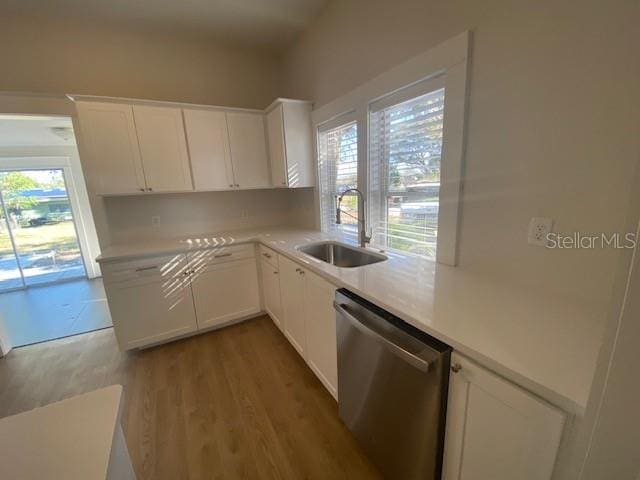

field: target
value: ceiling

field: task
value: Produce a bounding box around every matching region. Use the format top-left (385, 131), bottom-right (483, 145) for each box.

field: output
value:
top-left (0, 116), bottom-right (76, 147)
top-left (1, 0), bottom-right (330, 50)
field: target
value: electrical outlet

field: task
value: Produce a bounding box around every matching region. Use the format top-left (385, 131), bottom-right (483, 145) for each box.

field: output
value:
top-left (151, 216), bottom-right (161, 227)
top-left (528, 217), bottom-right (553, 246)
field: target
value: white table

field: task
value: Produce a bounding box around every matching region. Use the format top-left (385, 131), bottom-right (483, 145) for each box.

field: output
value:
top-left (0, 385), bottom-right (135, 479)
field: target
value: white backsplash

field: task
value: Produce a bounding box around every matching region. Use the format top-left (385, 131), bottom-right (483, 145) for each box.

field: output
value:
top-left (104, 187), bottom-right (316, 244)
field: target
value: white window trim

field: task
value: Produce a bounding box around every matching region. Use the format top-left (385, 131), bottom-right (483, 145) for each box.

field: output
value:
top-left (312, 31), bottom-right (471, 265)
top-left (316, 115), bottom-right (359, 235)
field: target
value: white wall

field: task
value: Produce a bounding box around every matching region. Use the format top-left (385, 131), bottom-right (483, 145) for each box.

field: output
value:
top-left (0, 12), bottom-right (297, 252)
top-left (280, 1), bottom-right (640, 478)
top-left (282, 0), bottom-right (640, 305)
top-left (0, 14), bottom-right (281, 109)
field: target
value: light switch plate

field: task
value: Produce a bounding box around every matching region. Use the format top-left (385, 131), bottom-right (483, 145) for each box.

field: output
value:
top-left (528, 217), bottom-right (553, 246)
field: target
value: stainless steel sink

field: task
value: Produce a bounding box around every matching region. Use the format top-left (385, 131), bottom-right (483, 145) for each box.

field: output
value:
top-left (297, 241), bottom-right (387, 268)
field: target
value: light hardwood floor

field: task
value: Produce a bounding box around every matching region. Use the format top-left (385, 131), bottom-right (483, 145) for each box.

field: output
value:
top-left (0, 315), bottom-right (381, 480)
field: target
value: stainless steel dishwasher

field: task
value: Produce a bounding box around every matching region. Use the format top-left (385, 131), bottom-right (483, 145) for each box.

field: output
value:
top-left (334, 289), bottom-right (452, 480)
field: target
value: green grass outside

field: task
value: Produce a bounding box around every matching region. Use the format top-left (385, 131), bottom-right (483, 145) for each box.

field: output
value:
top-left (0, 221), bottom-right (80, 257)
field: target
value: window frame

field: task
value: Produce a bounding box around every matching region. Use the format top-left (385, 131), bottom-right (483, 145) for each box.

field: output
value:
top-left (311, 32), bottom-right (470, 265)
top-left (316, 115), bottom-right (359, 236)
top-left (368, 76), bottom-right (446, 259)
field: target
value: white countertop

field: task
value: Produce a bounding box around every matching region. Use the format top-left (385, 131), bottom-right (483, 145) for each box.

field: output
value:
top-left (0, 385), bottom-right (123, 479)
top-left (98, 227), bottom-right (606, 415)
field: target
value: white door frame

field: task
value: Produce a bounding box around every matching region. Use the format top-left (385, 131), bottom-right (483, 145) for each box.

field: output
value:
top-left (0, 312), bottom-right (12, 357)
top-left (0, 156), bottom-right (101, 278)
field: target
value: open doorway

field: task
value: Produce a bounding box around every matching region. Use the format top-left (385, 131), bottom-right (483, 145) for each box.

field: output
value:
top-left (0, 115), bottom-right (110, 347)
top-left (0, 168), bottom-right (87, 290)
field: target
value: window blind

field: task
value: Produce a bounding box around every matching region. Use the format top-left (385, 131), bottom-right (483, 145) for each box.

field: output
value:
top-left (369, 87), bottom-right (445, 257)
top-left (317, 121), bottom-right (358, 237)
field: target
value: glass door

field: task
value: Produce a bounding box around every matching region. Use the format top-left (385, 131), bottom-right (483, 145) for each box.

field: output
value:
top-left (0, 205), bottom-right (24, 291)
top-left (0, 169), bottom-right (87, 291)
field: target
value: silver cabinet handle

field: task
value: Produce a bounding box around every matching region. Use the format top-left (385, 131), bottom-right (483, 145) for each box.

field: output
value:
top-left (295, 267), bottom-right (301, 272)
top-left (135, 265), bottom-right (158, 272)
top-left (214, 253), bottom-right (232, 258)
top-left (273, 271), bottom-right (278, 275)
top-left (147, 187), bottom-right (153, 192)
top-left (235, 184), bottom-right (240, 187)
top-left (139, 188), bottom-right (145, 192)
top-left (262, 252), bottom-right (272, 259)
top-left (451, 363), bottom-right (462, 373)
top-left (299, 270), bottom-right (305, 275)
top-left (228, 184), bottom-right (233, 188)
top-left (333, 301), bottom-right (430, 372)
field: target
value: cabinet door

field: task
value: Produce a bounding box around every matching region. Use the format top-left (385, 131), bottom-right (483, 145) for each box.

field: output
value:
top-left (133, 105), bottom-right (193, 192)
top-left (281, 102), bottom-right (314, 188)
top-left (183, 109), bottom-right (235, 191)
top-left (75, 101), bottom-right (146, 195)
top-left (278, 255), bottom-right (307, 356)
top-left (226, 112), bottom-right (270, 189)
top-left (260, 258), bottom-right (283, 330)
top-left (304, 270), bottom-right (338, 398)
top-left (266, 105), bottom-right (287, 187)
top-left (102, 254), bottom-right (197, 350)
top-left (190, 258), bottom-right (260, 330)
top-left (443, 353), bottom-right (566, 480)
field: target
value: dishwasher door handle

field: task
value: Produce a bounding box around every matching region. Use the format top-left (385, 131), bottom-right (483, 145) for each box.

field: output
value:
top-left (334, 301), bottom-right (430, 372)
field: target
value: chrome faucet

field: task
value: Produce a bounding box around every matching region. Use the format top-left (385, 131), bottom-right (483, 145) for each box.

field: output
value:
top-left (336, 188), bottom-right (372, 248)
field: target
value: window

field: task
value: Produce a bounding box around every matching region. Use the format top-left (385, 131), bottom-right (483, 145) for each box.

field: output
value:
top-left (312, 33), bottom-right (469, 265)
top-left (317, 120), bottom-right (358, 238)
top-left (369, 85), bottom-right (445, 258)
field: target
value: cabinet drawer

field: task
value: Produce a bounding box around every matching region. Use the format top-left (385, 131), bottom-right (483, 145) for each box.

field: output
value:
top-left (258, 245), bottom-right (278, 268)
top-left (188, 244), bottom-right (255, 271)
top-left (102, 253), bottom-right (189, 288)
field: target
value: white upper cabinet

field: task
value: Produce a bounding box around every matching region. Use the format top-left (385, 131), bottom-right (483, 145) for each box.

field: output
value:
top-left (77, 97), bottom-right (312, 195)
top-left (75, 101), bottom-right (146, 195)
top-left (183, 108), bottom-right (235, 191)
top-left (443, 353), bottom-right (566, 480)
top-left (266, 105), bottom-right (287, 187)
top-left (226, 112), bottom-right (270, 189)
top-left (266, 99), bottom-right (314, 188)
top-left (132, 105), bottom-right (193, 193)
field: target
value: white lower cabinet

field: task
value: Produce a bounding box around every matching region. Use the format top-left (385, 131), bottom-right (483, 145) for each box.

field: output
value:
top-left (276, 253), bottom-right (338, 398)
top-left (103, 245), bottom-right (260, 350)
top-left (103, 243), bottom-right (566, 478)
top-left (102, 253), bottom-right (198, 350)
top-left (189, 256), bottom-right (260, 330)
top-left (443, 353), bottom-right (566, 480)
top-left (260, 258), bottom-right (283, 330)
top-left (279, 255), bottom-right (308, 356)
top-left (304, 270), bottom-right (338, 398)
